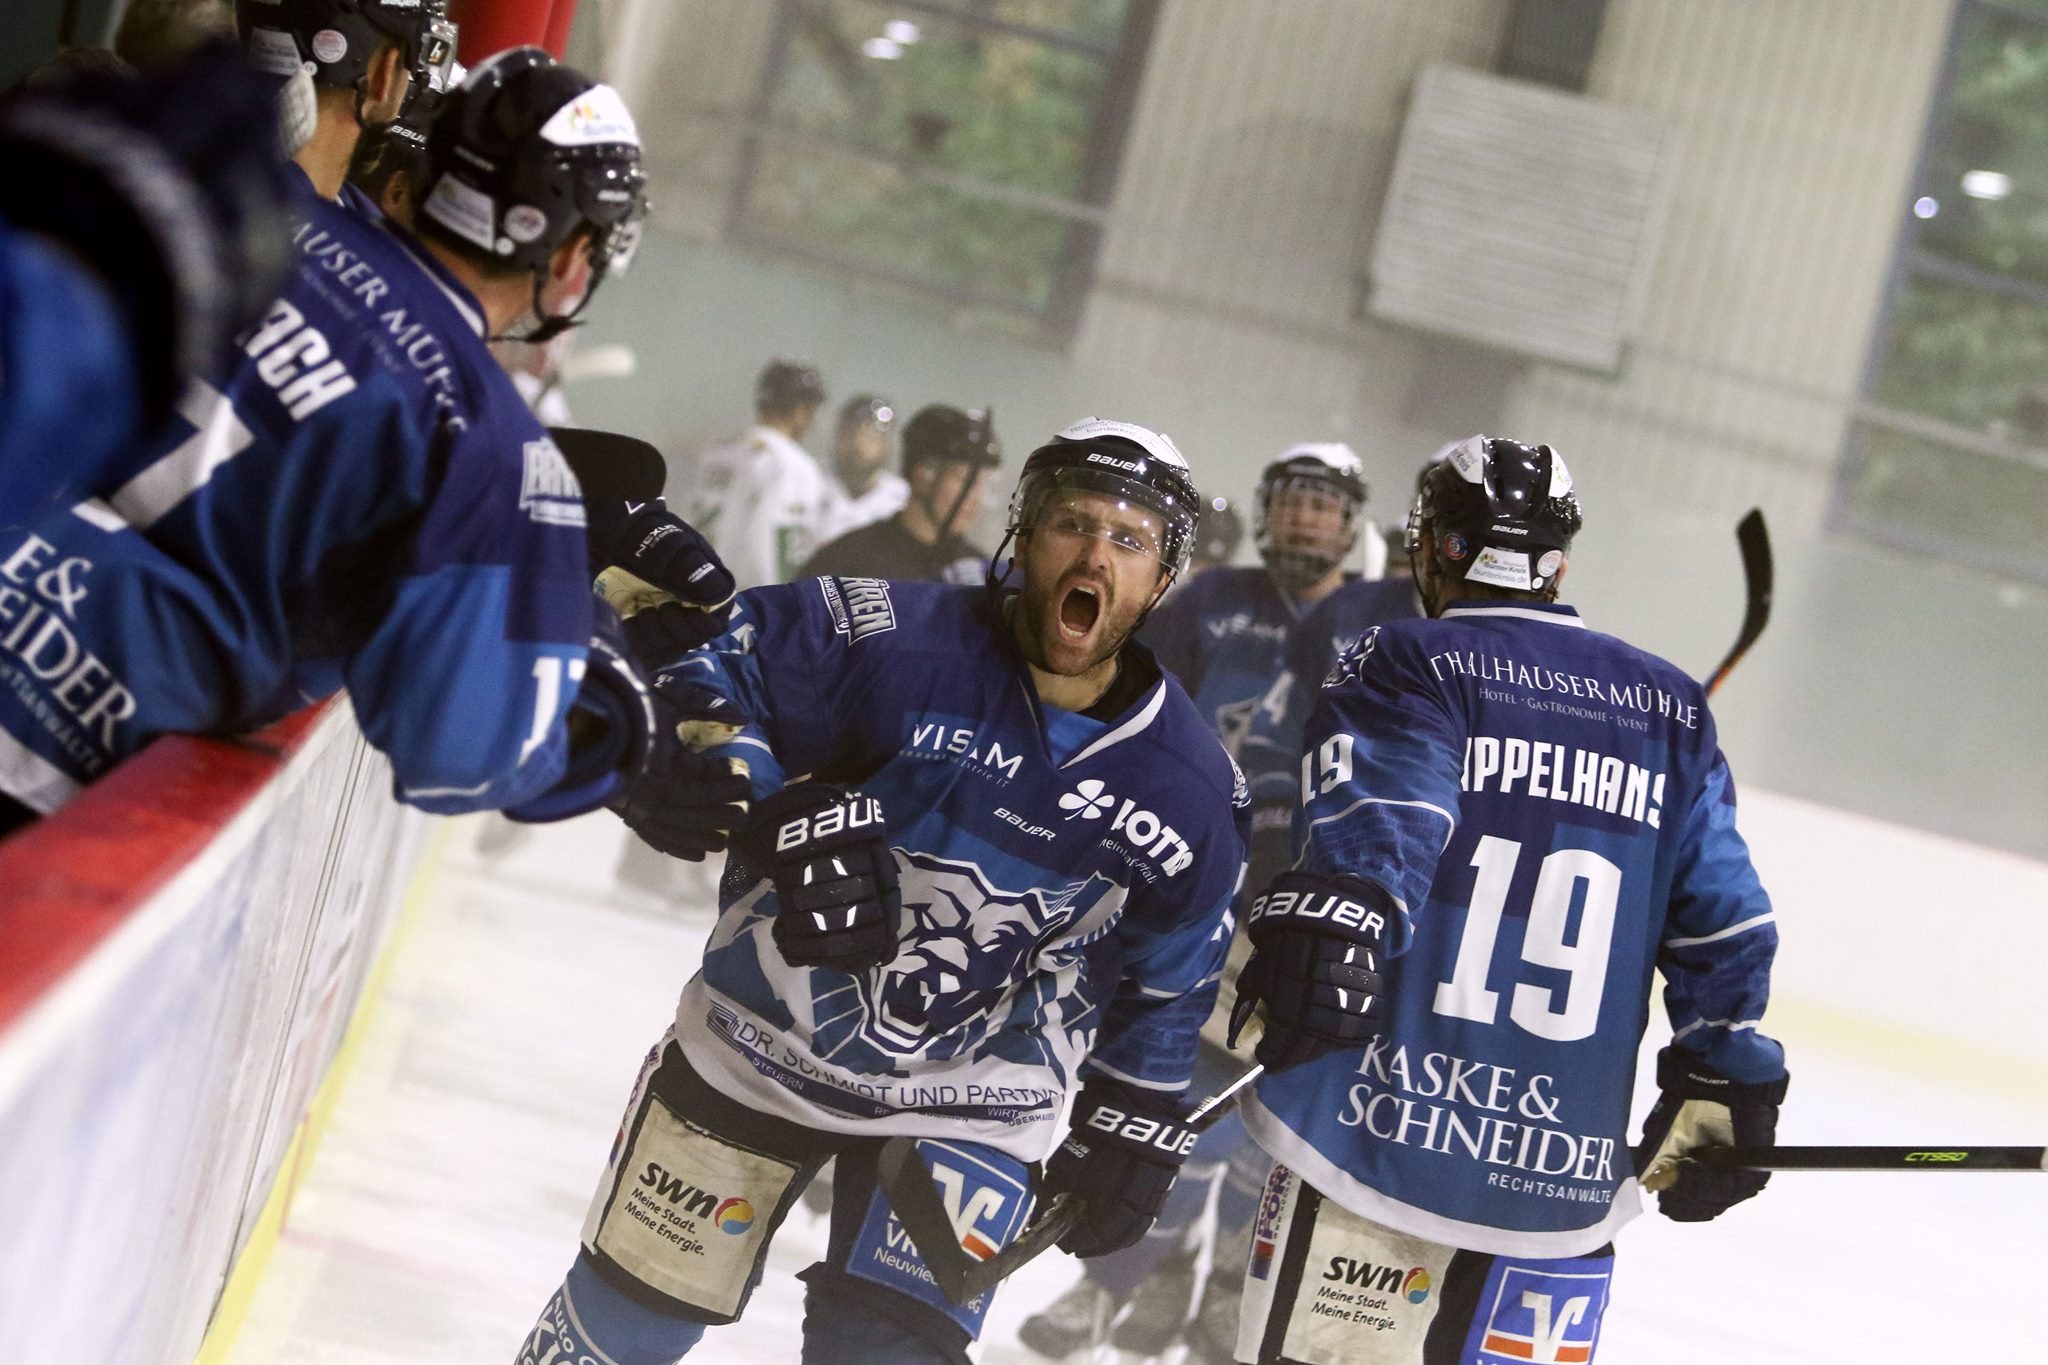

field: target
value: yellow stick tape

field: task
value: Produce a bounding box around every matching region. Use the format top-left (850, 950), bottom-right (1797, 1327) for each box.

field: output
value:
top-left (192, 818), bottom-right (456, 1365)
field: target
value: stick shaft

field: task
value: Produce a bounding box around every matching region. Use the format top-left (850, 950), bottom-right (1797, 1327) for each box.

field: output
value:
top-left (1692, 1145), bottom-right (2047, 1172)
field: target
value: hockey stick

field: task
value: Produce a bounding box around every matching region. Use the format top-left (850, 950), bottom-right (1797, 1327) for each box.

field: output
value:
top-left (877, 1065), bottom-right (1265, 1306)
top-left (1689, 1144), bottom-right (2046, 1173)
top-left (1704, 509), bottom-right (1772, 696)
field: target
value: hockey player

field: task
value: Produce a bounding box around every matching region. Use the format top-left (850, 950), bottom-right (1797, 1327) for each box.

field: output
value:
top-left (236, 0), bottom-right (451, 203)
top-left (0, 49), bottom-right (665, 832)
top-left (1144, 444), bottom-right (1369, 758)
top-left (1187, 496), bottom-right (1246, 576)
top-left (687, 358), bottom-right (831, 589)
top-left (0, 44), bottom-right (292, 520)
top-left (799, 404), bottom-right (1001, 584)
top-left (518, 418), bottom-right (1249, 1365)
top-left (814, 394), bottom-right (905, 543)
top-left (1020, 443), bottom-right (1377, 1358)
top-left (344, 8), bottom-right (464, 227)
top-left (1230, 436), bottom-right (1787, 1365)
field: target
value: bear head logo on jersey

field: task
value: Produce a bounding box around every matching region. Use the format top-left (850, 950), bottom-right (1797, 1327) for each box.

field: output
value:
top-left (807, 853), bottom-right (1125, 1064)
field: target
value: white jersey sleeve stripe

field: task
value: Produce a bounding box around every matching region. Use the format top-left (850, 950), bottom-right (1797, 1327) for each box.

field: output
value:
top-left (1671, 1017), bottom-right (1762, 1043)
top-left (1308, 794), bottom-right (1456, 851)
top-left (1664, 912), bottom-right (1776, 950)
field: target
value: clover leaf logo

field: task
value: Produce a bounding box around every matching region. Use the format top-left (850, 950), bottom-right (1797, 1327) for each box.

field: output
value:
top-left (1058, 778), bottom-right (1115, 820)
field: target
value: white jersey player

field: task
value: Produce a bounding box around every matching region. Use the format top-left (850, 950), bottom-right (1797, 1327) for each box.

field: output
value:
top-left (687, 358), bottom-right (829, 589)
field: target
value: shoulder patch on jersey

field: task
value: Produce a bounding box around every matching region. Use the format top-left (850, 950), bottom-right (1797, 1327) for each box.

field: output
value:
top-left (818, 575), bottom-right (897, 644)
top-left (519, 437), bottom-right (586, 527)
top-left (1323, 625), bottom-right (1382, 689)
top-left (1229, 756), bottom-right (1250, 810)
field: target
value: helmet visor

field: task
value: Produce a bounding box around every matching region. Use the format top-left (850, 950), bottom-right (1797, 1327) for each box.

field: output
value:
top-left (1015, 467), bottom-right (1194, 573)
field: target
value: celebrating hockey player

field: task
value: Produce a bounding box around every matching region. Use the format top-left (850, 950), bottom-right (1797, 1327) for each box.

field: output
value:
top-left (0, 49), bottom-right (678, 833)
top-left (801, 403), bottom-right (1002, 584)
top-left (518, 418), bottom-right (1249, 1365)
top-left (687, 357), bottom-right (832, 588)
top-left (1230, 435), bottom-right (1788, 1365)
top-left (1022, 441), bottom-right (1380, 1357)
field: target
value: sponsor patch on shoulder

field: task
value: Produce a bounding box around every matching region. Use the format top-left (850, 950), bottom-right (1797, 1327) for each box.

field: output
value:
top-left (519, 437), bottom-right (586, 527)
top-left (821, 576), bottom-right (896, 643)
top-left (1322, 626), bottom-right (1382, 689)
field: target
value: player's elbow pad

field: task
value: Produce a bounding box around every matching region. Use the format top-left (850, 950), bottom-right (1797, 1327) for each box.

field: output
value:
top-left (505, 628), bottom-right (655, 824)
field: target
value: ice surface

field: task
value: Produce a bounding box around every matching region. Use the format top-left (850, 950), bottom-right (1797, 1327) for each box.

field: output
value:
top-left (224, 811), bottom-right (2048, 1364)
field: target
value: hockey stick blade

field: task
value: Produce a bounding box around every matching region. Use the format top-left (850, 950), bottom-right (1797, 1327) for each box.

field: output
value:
top-left (872, 1138), bottom-right (1083, 1305)
top-left (1689, 1144), bottom-right (2047, 1172)
top-left (1704, 509), bottom-right (1772, 696)
top-left (877, 1065), bottom-right (1266, 1306)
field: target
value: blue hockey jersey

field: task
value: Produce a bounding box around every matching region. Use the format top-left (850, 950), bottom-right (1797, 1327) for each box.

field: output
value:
top-left (668, 578), bottom-right (1249, 1161)
top-left (1239, 576), bottom-right (1420, 815)
top-left (1242, 602), bottom-right (1783, 1257)
top-left (0, 186), bottom-right (594, 815)
top-left (1143, 566), bottom-right (1310, 757)
top-left (0, 220), bottom-right (142, 525)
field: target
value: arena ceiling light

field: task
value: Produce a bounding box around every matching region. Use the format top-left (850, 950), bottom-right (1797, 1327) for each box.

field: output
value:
top-left (1962, 169), bottom-right (2013, 200)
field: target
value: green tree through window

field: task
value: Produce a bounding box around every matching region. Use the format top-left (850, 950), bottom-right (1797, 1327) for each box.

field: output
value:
top-left (729, 0), bottom-right (1157, 332)
top-left (1844, 0), bottom-right (2048, 582)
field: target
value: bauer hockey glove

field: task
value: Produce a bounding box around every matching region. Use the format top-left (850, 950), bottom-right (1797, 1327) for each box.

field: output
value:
top-left (1633, 1046), bottom-right (1788, 1222)
top-left (1043, 1079), bottom-right (1200, 1258)
top-left (1228, 870), bottom-right (1390, 1071)
top-left (610, 673), bottom-right (753, 860)
top-left (0, 42), bottom-right (291, 428)
top-left (744, 784), bottom-right (899, 973)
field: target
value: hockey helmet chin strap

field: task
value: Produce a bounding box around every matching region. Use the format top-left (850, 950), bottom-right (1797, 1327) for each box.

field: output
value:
top-left (504, 267), bottom-right (596, 345)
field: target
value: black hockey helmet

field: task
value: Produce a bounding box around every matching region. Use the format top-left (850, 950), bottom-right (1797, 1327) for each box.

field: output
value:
top-left (347, 19), bottom-right (460, 198)
top-left (902, 405), bottom-right (1001, 471)
top-left (418, 48), bottom-right (646, 332)
top-left (1408, 434), bottom-right (1582, 598)
top-left (837, 393), bottom-right (897, 432)
top-left (756, 358), bottom-right (827, 417)
top-left (238, 0), bottom-right (446, 92)
top-left (1254, 441), bottom-right (1369, 591)
top-left (1192, 496), bottom-right (1245, 569)
top-left (1007, 418), bottom-right (1201, 579)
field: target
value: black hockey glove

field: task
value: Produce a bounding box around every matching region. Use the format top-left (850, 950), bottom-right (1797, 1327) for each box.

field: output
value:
top-left (1228, 871), bottom-right (1391, 1071)
top-left (744, 784), bottom-right (899, 973)
top-left (1634, 1047), bottom-right (1788, 1222)
top-left (0, 42), bottom-right (292, 428)
top-left (610, 674), bottom-right (754, 861)
top-left (597, 503), bottom-right (739, 670)
top-left (1042, 1080), bottom-right (1200, 1258)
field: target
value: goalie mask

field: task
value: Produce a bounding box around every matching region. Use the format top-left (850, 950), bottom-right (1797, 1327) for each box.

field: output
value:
top-left (1254, 442), bottom-right (1368, 594)
top-left (1408, 434), bottom-right (1582, 607)
top-left (419, 47), bottom-right (648, 341)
